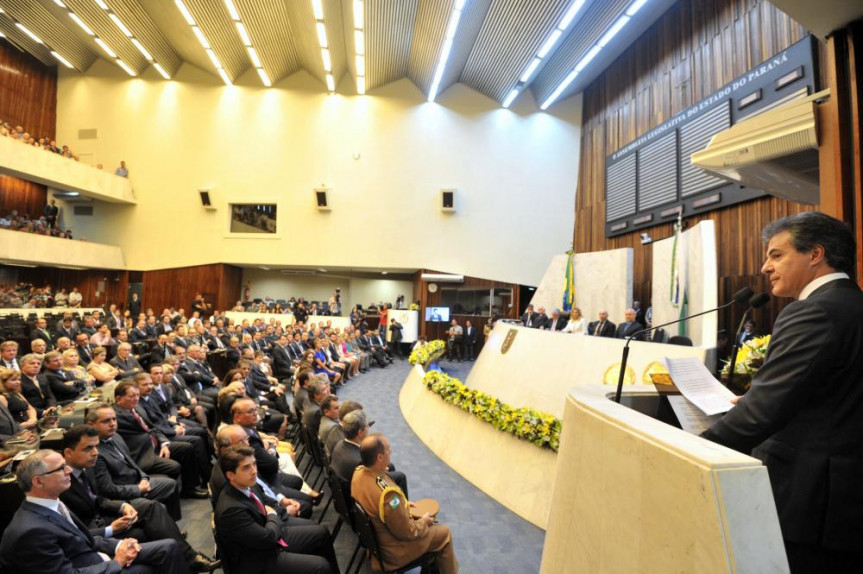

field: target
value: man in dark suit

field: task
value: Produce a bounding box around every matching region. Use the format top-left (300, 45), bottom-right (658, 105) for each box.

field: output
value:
top-left (463, 320), bottom-right (478, 360)
top-left (30, 316), bottom-right (55, 351)
top-left (701, 212), bottom-right (863, 572)
top-left (111, 343), bottom-right (144, 380)
top-left (331, 410), bottom-right (408, 497)
top-left (113, 381), bottom-right (209, 499)
top-left (544, 309), bottom-right (567, 332)
top-left (87, 404), bottom-right (184, 520)
top-left (271, 334), bottom-right (294, 381)
top-left (177, 345), bottom-right (221, 400)
top-left (522, 304), bottom-right (539, 328)
top-left (41, 350), bottom-right (87, 402)
top-left (1, 340), bottom-right (20, 371)
top-left (302, 379), bottom-right (327, 435)
top-left (76, 332), bottom-right (96, 366)
top-left (130, 320), bottom-right (150, 343)
top-left (0, 394), bottom-right (23, 443)
top-left (150, 334), bottom-right (173, 366)
top-left (56, 317), bottom-right (79, 344)
top-left (61, 425), bottom-right (220, 572)
top-left (0, 448), bottom-right (186, 573)
top-left (214, 445), bottom-right (336, 574)
top-left (614, 308), bottom-right (646, 340)
top-left (587, 310), bottom-right (616, 337)
top-left (358, 333), bottom-right (387, 367)
top-left (19, 352), bottom-right (57, 416)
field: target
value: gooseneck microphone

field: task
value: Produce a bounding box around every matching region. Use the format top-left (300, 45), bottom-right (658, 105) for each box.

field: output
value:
top-left (613, 287), bottom-right (755, 403)
top-left (726, 292), bottom-right (770, 380)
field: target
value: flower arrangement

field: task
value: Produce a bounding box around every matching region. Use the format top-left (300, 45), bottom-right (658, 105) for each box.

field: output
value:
top-left (408, 339), bottom-right (446, 367)
top-left (722, 335), bottom-right (771, 376)
top-left (422, 370), bottom-right (562, 452)
top-left (409, 303), bottom-right (419, 311)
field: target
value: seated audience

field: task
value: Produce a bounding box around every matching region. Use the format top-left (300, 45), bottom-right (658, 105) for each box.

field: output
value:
top-left (0, 367), bottom-right (39, 430)
top-left (87, 346), bottom-right (120, 385)
top-left (587, 310), bottom-right (616, 337)
top-left (614, 308), bottom-right (646, 340)
top-left (562, 307), bottom-right (587, 334)
top-left (40, 350), bottom-right (87, 402)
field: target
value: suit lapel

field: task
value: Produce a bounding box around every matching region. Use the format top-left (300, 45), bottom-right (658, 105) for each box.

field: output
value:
top-left (26, 502), bottom-right (95, 545)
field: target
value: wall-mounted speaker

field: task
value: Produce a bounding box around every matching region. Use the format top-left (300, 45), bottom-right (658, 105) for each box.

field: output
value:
top-left (199, 189), bottom-right (216, 210)
top-left (441, 189), bottom-right (456, 212)
top-left (315, 188), bottom-right (331, 211)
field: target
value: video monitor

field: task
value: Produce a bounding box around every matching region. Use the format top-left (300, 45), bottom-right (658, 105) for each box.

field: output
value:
top-left (424, 307), bottom-right (450, 322)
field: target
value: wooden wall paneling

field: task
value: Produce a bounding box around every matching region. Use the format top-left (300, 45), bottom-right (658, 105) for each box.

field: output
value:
top-left (15, 267), bottom-right (127, 310)
top-left (0, 176), bottom-right (47, 218)
top-left (142, 264), bottom-right (242, 315)
top-left (218, 265), bottom-right (243, 312)
top-left (847, 21), bottom-right (863, 285)
top-left (573, 0), bottom-right (814, 339)
top-left (820, 30), bottom-right (854, 220)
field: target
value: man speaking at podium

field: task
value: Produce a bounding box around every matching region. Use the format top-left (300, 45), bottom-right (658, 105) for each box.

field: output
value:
top-left (700, 212), bottom-right (863, 572)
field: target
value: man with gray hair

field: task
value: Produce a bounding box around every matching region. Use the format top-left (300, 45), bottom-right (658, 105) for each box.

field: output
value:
top-left (111, 343), bottom-right (143, 380)
top-left (0, 449), bottom-right (186, 573)
top-left (702, 211), bottom-right (863, 571)
top-left (544, 309), bottom-right (566, 332)
top-left (330, 410), bottom-right (409, 496)
top-left (302, 378), bottom-right (329, 435)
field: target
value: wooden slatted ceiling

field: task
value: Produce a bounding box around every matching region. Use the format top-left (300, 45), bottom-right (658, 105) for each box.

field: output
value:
top-left (283, 0), bottom-right (327, 87)
top-left (104, 0), bottom-right (183, 76)
top-left (0, 20), bottom-right (55, 66)
top-left (234, 0), bottom-right (301, 83)
top-left (461, 0), bottom-right (569, 103)
top-left (184, 0), bottom-right (249, 81)
top-left (406, 0), bottom-right (450, 94)
top-left (1, 0), bottom-right (95, 71)
top-left (63, 0), bottom-right (149, 73)
top-left (323, 0), bottom-right (348, 87)
top-left (365, 0), bottom-right (416, 92)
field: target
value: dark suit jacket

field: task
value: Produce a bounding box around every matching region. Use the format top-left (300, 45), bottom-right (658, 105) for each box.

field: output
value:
top-left (246, 429), bottom-right (281, 486)
top-left (614, 321), bottom-right (646, 340)
top-left (302, 400), bottom-right (322, 435)
top-left (214, 484), bottom-right (284, 574)
top-left (522, 311), bottom-right (539, 327)
top-left (20, 373), bottom-right (56, 416)
top-left (42, 369), bottom-right (86, 402)
top-left (60, 469), bottom-right (125, 537)
top-left (93, 435), bottom-right (149, 500)
top-left (701, 279), bottom-right (863, 550)
top-left (588, 320), bottom-right (616, 337)
top-left (544, 317), bottom-right (566, 332)
top-left (330, 439), bottom-right (361, 482)
top-left (0, 399), bottom-right (21, 442)
top-left (463, 326), bottom-right (478, 343)
top-left (109, 355), bottom-right (142, 380)
top-left (0, 500), bottom-right (122, 573)
top-left (271, 345), bottom-right (293, 379)
top-left (115, 406), bottom-right (166, 469)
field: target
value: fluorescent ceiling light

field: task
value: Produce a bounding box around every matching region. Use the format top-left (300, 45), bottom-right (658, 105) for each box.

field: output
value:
top-left (574, 44), bottom-right (601, 72)
top-left (116, 59), bottom-right (136, 76)
top-left (353, 0), bottom-right (363, 28)
top-left (445, 10), bottom-right (461, 40)
top-left (428, 3), bottom-right (464, 102)
top-left (54, 0), bottom-right (67, 7)
top-left (69, 13), bottom-right (94, 36)
top-left (192, 26), bottom-right (209, 49)
top-left (519, 57), bottom-right (541, 83)
top-left (321, 48), bottom-right (331, 71)
top-left (224, 0), bottom-right (240, 21)
top-left (235, 22), bottom-right (251, 46)
top-left (131, 38), bottom-right (153, 61)
top-left (541, 69), bottom-right (578, 110)
top-left (217, 68), bottom-right (231, 85)
top-left (256, 67), bottom-right (271, 87)
top-left (354, 30), bottom-right (364, 54)
top-left (95, 37), bottom-right (117, 58)
top-left (598, 16), bottom-right (629, 47)
top-left (205, 48), bottom-right (221, 69)
top-left (51, 51), bottom-right (74, 68)
top-left (15, 23), bottom-right (43, 44)
top-left (175, 0), bottom-right (195, 25)
top-left (502, 88), bottom-right (519, 108)
top-left (316, 22), bottom-right (327, 47)
top-left (108, 13), bottom-right (132, 37)
top-left (95, 0), bottom-right (109, 9)
top-left (626, 0), bottom-right (649, 16)
top-left (357, 76), bottom-right (365, 95)
top-left (154, 62), bottom-right (170, 79)
top-left (247, 46), bottom-right (261, 68)
top-left (355, 54), bottom-right (364, 73)
top-left (559, 0), bottom-right (586, 30)
top-left (325, 73), bottom-right (334, 91)
top-left (312, 0), bottom-right (324, 21)
top-left (537, 29), bottom-right (562, 59)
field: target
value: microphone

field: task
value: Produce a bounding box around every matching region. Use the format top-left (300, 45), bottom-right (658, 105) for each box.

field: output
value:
top-left (613, 286), bottom-right (754, 403)
top-left (726, 292), bottom-right (770, 380)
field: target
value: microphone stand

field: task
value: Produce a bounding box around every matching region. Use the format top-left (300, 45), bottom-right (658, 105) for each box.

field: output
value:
top-left (613, 287), bottom-right (754, 404)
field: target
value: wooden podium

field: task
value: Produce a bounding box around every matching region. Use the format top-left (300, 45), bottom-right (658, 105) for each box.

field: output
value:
top-left (540, 386), bottom-right (789, 573)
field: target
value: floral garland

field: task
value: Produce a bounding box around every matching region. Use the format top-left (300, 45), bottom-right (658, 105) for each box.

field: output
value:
top-left (722, 334), bottom-right (771, 376)
top-left (421, 370), bottom-right (562, 452)
top-left (408, 339), bottom-right (446, 367)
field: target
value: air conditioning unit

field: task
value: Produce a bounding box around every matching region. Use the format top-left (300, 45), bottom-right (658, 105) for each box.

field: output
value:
top-left (279, 269), bottom-right (318, 276)
top-left (690, 89), bottom-right (828, 205)
top-left (420, 273), bottom-right (464, 283)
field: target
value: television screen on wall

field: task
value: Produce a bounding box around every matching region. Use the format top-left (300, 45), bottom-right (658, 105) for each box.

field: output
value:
top-left (424, 307), bottom-right (450, 322)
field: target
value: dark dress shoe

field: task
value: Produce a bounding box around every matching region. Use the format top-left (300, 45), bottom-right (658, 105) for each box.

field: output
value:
top-left (311, 491), bottom-right (325, 506)
top-left (182, 487), bottom-right (210, 499)
top-left (189, 554), bottom-right (221, 572)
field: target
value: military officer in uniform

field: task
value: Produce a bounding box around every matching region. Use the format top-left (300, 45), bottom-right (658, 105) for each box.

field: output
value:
top-left (351, 434), bottom-right (458, 574)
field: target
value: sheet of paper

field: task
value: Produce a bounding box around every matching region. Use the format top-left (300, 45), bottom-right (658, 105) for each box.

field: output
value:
top-left (666, 395), bottom-right (723, 435)
top-left (665, 356), bottom-right (737, 416)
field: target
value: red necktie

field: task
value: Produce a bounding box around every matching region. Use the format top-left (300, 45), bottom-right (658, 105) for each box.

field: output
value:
top-left (132, 409), bottom-right (159, 449)
top-left (248, 491), bottom-right (288, 547)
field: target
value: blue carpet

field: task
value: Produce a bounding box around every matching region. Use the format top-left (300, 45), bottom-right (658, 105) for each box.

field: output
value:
top-left (178, 357), bottom-right (545, 573)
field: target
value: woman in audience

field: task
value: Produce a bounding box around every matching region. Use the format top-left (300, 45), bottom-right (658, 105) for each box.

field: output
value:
top-left (346, 332), bottom-right (371, 372)
top-left (313, 339), bottom-right (342, 386)
top-left (86, 346), bottom-right (118, 386)
top-left (335, 334), bottom-right (361, 377)
top-left (562, 307), bottom-right (587, 334)
top-left (0, 368), bottom-right (39, 429)
top-left (61, 349), bottom-right (96, 387)
top-left (54, 289), bottom-right (68, 307)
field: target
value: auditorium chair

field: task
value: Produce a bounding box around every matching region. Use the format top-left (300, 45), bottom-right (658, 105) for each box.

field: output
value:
top-left (668, 335), bottom-right (694, 346)
top-left (327, 468), bottom-right (363, 571)
top-left (352, 502), bottom-right (434, 574)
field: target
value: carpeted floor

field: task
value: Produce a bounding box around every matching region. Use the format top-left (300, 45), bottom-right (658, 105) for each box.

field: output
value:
top-left (179, 357), bottom-right (545, 573)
